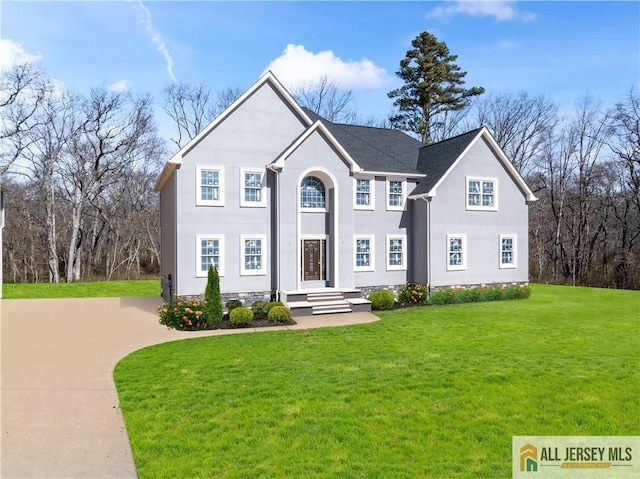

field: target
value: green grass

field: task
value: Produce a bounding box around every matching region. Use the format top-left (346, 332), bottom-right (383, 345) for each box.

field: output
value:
top-left (3, 279), bottom-right (160, 299)
top-left (114, 284), bottom-right (640, 478)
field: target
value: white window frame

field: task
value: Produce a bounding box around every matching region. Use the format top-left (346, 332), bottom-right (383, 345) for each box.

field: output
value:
top-left (499, 234), bottom-right (517, 269)
top-left (240, 234), bottom-right (267, 276)
top-left (466, 176), bottom-right (498, 211)
top-left (447, 234), bottom-right (467, 271)
top-left (300, 176), bottom-right (327, 212)
top-left (386, 234), bottom-right (407, 271)
top-left (354, 235), bottom-right (375, 272)
top-left (386, 178), bottom-right (407, 211)
top-left (196, 165), bottom-right (225, 206)
top-left (353, 177), bottom-right (375, 210)
top-left (196, 235), bottom-right (225, 277)
top-left (240, 168), bottom-right (266, 208)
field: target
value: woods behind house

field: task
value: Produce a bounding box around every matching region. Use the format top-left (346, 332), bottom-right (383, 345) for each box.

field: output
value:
top-left (1, 63), bottom-right (638, 289)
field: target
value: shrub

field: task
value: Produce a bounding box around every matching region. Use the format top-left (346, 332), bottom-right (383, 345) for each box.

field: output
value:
top-left (158, 297), bottom-right (208, 331)
top-left (225, 299), bottom-right (243, 312)
top-left (268, 305), bottom-right (292, 324)
top-left (501, 285), bottom-right (532, 300)
top-left (428, 288), bottom-right (455, 305)
top-left (252, 300), bottom-right (270, 319)
top-left (229, 307), bottom-right (254, 326)
top-left (204, 266), bottom-right (223, 325)
top-left (454, 287), bottom-right (481, 303)
top-left (368, 289), bottom-right (395, 310)
top-left (397, 282), bottom-right (429, 306)
top-left (267, 301), bottom-right (285, 312)
top-left (479, 287), bottom-right (502, 302)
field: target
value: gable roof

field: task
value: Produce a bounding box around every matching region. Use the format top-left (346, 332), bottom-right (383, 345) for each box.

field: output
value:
top-left (269, 120), bottom-right (362, 174)
top-left (154, 71), bottom-right (312, 192)
top-left (408, 127), bottom-right (537, 202)
top-left (300, 108), bottom-right (425, 176)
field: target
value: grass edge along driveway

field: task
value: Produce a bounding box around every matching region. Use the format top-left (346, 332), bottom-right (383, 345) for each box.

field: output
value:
top-left (114, 284), bottom-right (640, 479)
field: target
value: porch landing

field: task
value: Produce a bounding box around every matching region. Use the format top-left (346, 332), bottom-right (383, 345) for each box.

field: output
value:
top-left (281, 288), bottom-right (372, 317)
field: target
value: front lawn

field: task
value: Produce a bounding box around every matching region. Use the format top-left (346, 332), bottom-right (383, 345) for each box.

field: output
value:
top-left (3, 279), bottom-right (160, 299)
top-left (114, 284), bottom-right (639, 478)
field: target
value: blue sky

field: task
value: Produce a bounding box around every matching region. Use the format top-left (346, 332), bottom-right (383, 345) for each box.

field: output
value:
top-left (1, 1), bottom-right (638, 126)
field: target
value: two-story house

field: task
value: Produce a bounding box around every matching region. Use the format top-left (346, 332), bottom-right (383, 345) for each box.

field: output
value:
top-left (155, 72), bottom-right (536, 315)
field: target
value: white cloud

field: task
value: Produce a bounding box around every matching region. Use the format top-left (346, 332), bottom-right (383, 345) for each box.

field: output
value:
top-left (107, 79), bottom-right (133, 92)
top-left (263, 44), bottom-right (389, 90)
top-left (427, 1), bottom-right (537, 22)
top-left (0, 39), bottom-right (42, 72)
top-left (134, 0), bottom-right (177, 83)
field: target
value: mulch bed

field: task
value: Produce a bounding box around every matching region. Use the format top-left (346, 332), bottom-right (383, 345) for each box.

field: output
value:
top-left (216, 317), bottom-right (297, 329)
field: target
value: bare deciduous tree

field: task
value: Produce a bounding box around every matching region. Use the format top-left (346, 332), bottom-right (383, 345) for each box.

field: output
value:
top-left (293, 76), bottom-right (358, 124)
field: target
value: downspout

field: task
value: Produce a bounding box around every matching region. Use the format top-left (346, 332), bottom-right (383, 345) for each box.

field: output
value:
top-left (267, 164), bottom-right (281, 300)
top-left (426, 197), bottom-right (432, 290)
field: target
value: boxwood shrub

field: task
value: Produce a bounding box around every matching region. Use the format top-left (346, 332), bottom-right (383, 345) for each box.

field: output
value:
top-left (268, 305), bottom-right (292, 324)
top-left (225, 299), bottom-right (243, 312)
top-left (368, 289), bottom-right (395, 310)
top-left (267, 301), bottom-right (285, 312)
top-left (229, 307), bottom-right (254, 326)
top-left (252, 300), bottom-right (270, 319)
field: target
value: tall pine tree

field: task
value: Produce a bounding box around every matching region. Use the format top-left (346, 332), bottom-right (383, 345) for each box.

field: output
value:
top-left (388, 31), bottom-right (485, 144)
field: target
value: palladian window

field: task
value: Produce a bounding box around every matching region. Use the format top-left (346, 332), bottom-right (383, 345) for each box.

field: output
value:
top-left (300, 176), bottom-right (326, 209)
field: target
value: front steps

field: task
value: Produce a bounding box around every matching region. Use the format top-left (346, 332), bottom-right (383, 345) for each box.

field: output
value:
top-left (282, 289), bottom-right (372, 317)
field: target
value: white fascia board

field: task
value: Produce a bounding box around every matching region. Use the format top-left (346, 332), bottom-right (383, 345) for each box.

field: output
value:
top-left (357, 170), bottom-right (426, 178)
top-left (154, 157), bottom-right (181, 192)
top-left (271, 121), bottom-right (362, 174)
top-left (480, 128), bottom-right (538, 202)
top-left (156, 71), bottom-right (313, 188)
top-left (424, 127), bottom-right (537, 202)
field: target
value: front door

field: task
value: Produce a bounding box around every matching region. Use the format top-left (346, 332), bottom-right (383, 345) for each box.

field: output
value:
top-left (303, 239), bottom-right (324, 281)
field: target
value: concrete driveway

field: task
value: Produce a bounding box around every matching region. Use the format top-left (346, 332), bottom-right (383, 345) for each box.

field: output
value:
top-left (1, 296), bottom-right (378, 478)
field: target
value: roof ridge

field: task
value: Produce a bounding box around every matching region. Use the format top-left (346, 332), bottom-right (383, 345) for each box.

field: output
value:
top-left (421, 127), bottom-right (484, 149)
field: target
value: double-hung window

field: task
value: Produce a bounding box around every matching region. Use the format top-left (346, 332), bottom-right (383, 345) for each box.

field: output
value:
top-left (354, 178), bottom-right (374, 210)
top-left (240, 235), bottom-right (267, 276)
top-left (500, 234), bottom-right (517, 268)
top-left (196, 166), bottom-right (224, 206)
top-left (354, 236), bottom-right (374, 271)
top-left (447, 234), bottom-right (467, 271)
top-left (196, 235), bottom-right (224, 277)
top-left (387, 179), bottom-right (406, 210)
top-left (466, 177), bottom-right (497, 211)
top-left (240, 169), bottom-right (266, 207)
top-left (386, 234), bottom-right (407, 270)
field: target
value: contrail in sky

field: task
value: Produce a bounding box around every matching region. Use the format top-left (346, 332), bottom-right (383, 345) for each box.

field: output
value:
top-left (135, 0), bottom-right (177, 83)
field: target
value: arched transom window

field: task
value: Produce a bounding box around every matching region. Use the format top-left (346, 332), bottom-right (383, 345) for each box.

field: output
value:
top-left (300, 176), bottom-right (326, 209)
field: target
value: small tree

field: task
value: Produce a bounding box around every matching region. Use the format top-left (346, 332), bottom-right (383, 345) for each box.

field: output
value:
top-left (204, 265), bottom-right (223, 325)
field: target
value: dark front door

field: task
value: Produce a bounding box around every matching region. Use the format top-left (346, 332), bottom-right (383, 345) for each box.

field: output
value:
top-left (303, 240), bottom-right (322, 281)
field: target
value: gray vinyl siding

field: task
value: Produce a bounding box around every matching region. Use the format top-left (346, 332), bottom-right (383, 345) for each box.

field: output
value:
top-left (428, 136), bottom-right (530, 287)
top-left (159, 173), bottom-right (177, 299)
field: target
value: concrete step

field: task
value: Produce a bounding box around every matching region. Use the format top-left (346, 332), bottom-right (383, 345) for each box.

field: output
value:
top-left (312, 307), bottom-right (353, 315)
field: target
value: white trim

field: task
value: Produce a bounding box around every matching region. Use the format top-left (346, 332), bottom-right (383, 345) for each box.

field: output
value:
top-left (353, 177), bottom-right (375, 210)
top-left (195, 235), bottom-right (225, 277)
top-left (195, 165), bottom-right (224, 206)
top-left (499, 234), bottom-right (517, 269)
top-left (240, 234), bottom-right (267, 276)
top-left (466, 176), bottom-right (498, 212)
top-left (354, 235), bottom-right (375, 272)
top-left (446, 234), bottom-right (467, 271)
top-left (240, 168), bottom-right (267, 208)
top-left (386, 178), bottom-right (407, 211)
top-left (386, 234), bottom-right (407, 271)
top-left (270, 121), bottom-right (362, 173)
top-left (156, 71), bottom-right (312, 191)
top-left (296, 167), bottom-right (339, 290)
top-left (410, 128), bottom-right (537, 202)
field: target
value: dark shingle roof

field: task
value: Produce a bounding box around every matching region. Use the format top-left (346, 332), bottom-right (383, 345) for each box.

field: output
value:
top-left (301, 108), bottom-right (424, 175)
top-left (298, 108), bottom-right (484, 196)
top-left (409, 128), bottom-right (483, 197)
